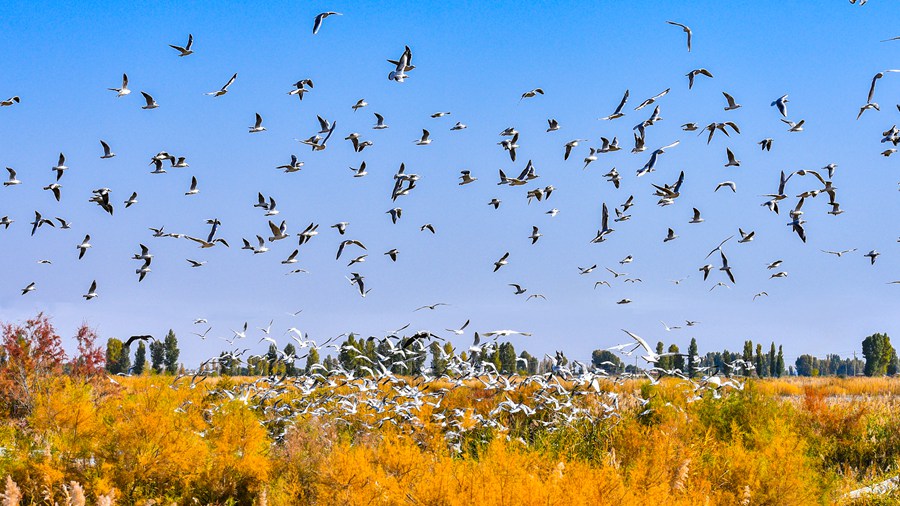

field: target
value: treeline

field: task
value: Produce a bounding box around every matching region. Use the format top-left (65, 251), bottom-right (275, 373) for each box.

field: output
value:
top-left (104, 330), bottom-right (180, 375)
top-left (591, 338), bottom-right (787, 378)
top-left (102, 327), bottom-right (897, 379)
top-left (794, 333), bottom-right (897, 377)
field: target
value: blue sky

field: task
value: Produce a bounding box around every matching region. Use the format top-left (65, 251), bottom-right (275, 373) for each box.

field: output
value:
top-left (0, 1), bottom-right (898, 367)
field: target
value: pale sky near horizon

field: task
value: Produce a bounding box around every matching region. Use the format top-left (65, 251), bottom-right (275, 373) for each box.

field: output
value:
top-left (0, 1), bottom-right (898, 367)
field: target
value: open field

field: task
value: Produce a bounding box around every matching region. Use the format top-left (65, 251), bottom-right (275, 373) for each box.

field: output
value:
top-left (2, 375), bottom-right (900, 505)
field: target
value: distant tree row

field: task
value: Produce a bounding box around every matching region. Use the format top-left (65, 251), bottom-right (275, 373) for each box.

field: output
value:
top-left (105, 330), bottom-right (180, 375)
top-left (100, 326), bottom-right (896, 379)
top-left (593, 338), bottom-right (787, 378)
top-left (793, 334), bottom-right (897, 377)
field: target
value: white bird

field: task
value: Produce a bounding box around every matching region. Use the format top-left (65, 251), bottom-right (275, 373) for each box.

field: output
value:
top-left (205, 73), bottom-right (237, 97)
top-left (520, 88), bottom-right (544, 101)
top-left (76, 234), bottom-right (92, 259)
top-left (43, 183), bottom-right (62, 202)
top-left (186, 259), bottom-right (206, 268)
top-left (185, 176), bottom-right (199, 196)
top-left (351, 98), bottom-right (368, 111)
top-left (277, 155), bottom-right (304, 173)
top-left (99, 140), bottom-right (115, 159)
top-left (414, 129), bottom-right (432, 145)
top-left (169, 34), bottom-right (194, 56)
top-left (52, 153), bottom-right (68, 181)
top-left (493, 252), bottom-right (510, 272)
top-left (446, 320), bottom-right (470, 335)
top-left (782, 118), bottom-right (805, 132)
top-left (689, 207), bottom-right (704, 223)
top-left (599, 90), bottom-right (629, 120)
top-left (822, 248), bottom-right (857, 257)
top-left (724, 148), bottom-right (741, 167)
top-left (248, 113), bottom-right (266, 133)
top-left (140, 91), bottom-right (158, 109)
top-left (660, 321), bottom-right (682, 332)
top-left (716, 181), bottom-right (737, 193)
top-left (313, 11), bottom-right (342, 35)
top-left (281, 250), bottom-right (299, 265)
top-left (331, 222), bottom-right (349, 235)
top-left (21, 282), bottom-right (35, 295)
top-left (722, 92), bottom-right (741, 110)
top-left (82, 280), bottom-right (98, 300)
top-left (665, 21), bottom-right (692, 52)
top-left (459, 170), bottom-right (477, 185)
top-left (738, 228), bottom-right (755, 243)
top-left (349, 161), bottom-right (368, 178)
top-left (483, 329), bottom-right (532, 337)
top-left (4, 167), bottom-right (21, 186)
top-left (108, 73), bottom-right (131, 97)
top-left (124, 192), bottom-right (138, 208)
top-left (373, 113), bottom-right (389, 130)
top-left (771, 94), bottom-right (789, 117)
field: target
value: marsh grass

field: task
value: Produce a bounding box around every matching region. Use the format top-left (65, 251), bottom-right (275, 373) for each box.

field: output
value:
top-left (0, 376), bottom-right (898, 505)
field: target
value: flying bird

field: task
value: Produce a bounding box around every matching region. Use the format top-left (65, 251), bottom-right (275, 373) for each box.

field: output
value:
top-left (140, 91), bottom-right (158, 109)
top-left (108, 73), bottom-right (131, 97)
top-left (520, 88), bottom-right (544, 101)
top-left (99, 140), bottom-right (115, 159)
top-left (205, 73), bottom-right (237, 97)
top-left (665, 21), bottom-right (693, 52)
top-left (82, 280), bottom-right (98, 300)
top-left (169, 34), bottom-right (194, 56)
top-left (249, 113), bottom-right (266, 133)
top-left (313, 12), bottom-right (342, 35)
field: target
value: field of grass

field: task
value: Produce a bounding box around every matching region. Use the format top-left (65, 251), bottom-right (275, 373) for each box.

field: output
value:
top-left (2, 374), bottom-right (900, 505)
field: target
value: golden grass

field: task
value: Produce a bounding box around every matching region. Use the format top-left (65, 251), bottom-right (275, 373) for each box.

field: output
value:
top-left (0, 375), bottom-right (898, 505)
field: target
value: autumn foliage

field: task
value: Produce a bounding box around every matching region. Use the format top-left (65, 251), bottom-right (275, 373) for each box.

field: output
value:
top-left (1, 316), bottom-right (900, 505)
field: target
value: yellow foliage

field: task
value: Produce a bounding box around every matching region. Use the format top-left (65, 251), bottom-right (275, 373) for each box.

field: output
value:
top-left (1, 375), bottom-right (900, 504)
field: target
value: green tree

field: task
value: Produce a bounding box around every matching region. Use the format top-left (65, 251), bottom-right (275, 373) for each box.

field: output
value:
top-left (862, 333), bottom-right (894, 377)
top-left (117, 342), bottom-right (131, 375)
top-left (755, 343), bottom-right (767, 377)
top-left (338, 334), bottom-right (358, 372)
top-left (519, 350), bottom-right (537, 374)
top-left (305, 348), bottom-right (320, 374)
top-left (655, 341), bottom-right (670, 370)
top-left (768, 343), bottom-right (777, 378)
top-left (149, 340), bottom-right (165, 374)
top-left (163, 330), bottom-right (179, 375)
top-left (687, 338), bottom-right (698, 378)
top-left (133, 341), bottom-right (146, 375)
top-left (105, 338), bottom-right (124, 374)
top-left (742, 340), bottom-right (754, 376)
top-left (669, 344), bottom-right (683, 372)
top-left (888, 349), bottom-right (899, 376)
top-left (430, 341), bottom-right (448, 376)
top-left (283, 343), bottom-right (297, 375)
top-left (591, 349), bottom-right (622, 374)
top-left (775, 345), bottom-right (784, 378)
top-left (498, 342), bottom-right (517, 374)
top-left (795, 355), bottom-right (816, 377)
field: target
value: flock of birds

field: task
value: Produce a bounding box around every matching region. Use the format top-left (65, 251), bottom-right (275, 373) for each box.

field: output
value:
top-left (165, 324), bottom-right (751, 448)
top-left (2, 6), bottom-right (900, 442)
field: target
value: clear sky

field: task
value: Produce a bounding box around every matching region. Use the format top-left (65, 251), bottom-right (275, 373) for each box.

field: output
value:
top-left (0, 1), bottom-right (898, 367)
